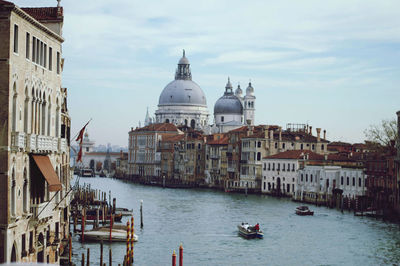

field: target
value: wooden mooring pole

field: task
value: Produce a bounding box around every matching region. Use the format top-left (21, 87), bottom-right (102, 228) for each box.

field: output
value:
top-left (172, 250), bottom-right (176, 266)
top-left (86, 248), bottom-right (90, 266)
top-left (100, 240), bottom-right (103, 266)
top-left (140, 200), bottom-right (143, 228)
top-left (179, 244), bottom-right (183, 266)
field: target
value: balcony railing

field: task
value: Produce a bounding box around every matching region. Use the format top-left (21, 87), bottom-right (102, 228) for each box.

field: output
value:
top-left (210, 154), bottom-right (219, 159)
top-left (11, 132), bottom-right (68, 154)
top-left (11, 132), bottom-right (26, 151)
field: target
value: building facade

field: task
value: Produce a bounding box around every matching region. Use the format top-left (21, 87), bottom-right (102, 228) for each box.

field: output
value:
top-left (0, 1), bottom-right (71, 263)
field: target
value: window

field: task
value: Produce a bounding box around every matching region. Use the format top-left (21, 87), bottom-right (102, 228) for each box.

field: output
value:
top-left (359, 178), bottom-right (361, 187)
top-left (306, 174), bottom-right (308, 182)
top-left (32, 37), bottom-right (36, 62)
top-left (14, 24), bottom-right (18, 53)
top-left (347, 177), bottom-right (349, 186)
top-left (282, 143), bottom-right (285, 149)
top-left (57, 51), bottom-right (60, 74)
top-left (44, 44), bottom-right (47, 68)
top-left (22, 234), bottom-right (26, 256)
top-left (352, 177), bottom-right (355, 186)
top-left (326, 179), bottom-right (329, 188)
top-left (275, 142), bottom-right (278, 149)
top-left (283, 163), bottom-right (285, 171)
top-left (221, 116), bottom-right (224, 122)
top-left (321, 144), bottom-right (324, 150)
top-left (272, 163), bottom-right (275, 171)
top-left (277, 163), bottom-right (280, 171)
top-left (341, 176), bottom-right (343, 185)
top-left (310, 174), bottom-right (313, 183)
top-left (292, 164), bottom-right (295, 171)
top-left (257, 152), bottom-right (261, 161)
top-left (300, 144), bottom-right (303, 149)
top-left (312, 144), bottom-right (315, 150)
top-left (268, 163), bottom-right (270, 170)
top-left (198, 143), bottom-right (201, 150)
top-left (49, 47), bottom-right (53, 70)
top-left (26, 32), bottom-right (30, 59)
top-left (257, 141), bottom-right (261, 148)
top-left (263, 182), bottom-right (266, 190)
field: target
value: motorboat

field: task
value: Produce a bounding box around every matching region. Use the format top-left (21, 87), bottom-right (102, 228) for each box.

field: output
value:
top-left (237, 223), bottom-right (263, 239)
top-left (115, 207), bottom-right (133, 216)
top-left (80, 227), bottom-right (138, 242)
top-left (295, 206), bottom-right (314, 216)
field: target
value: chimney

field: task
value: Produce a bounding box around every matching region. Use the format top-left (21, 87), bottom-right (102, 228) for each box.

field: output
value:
top-left (316, 128), bottom-right (321, 142)
top-left (323, 129), bottom-right (326, 140)
top-left (309, 126), bottom-right (312, 135)
top-left (279, 127), bottom-right (282, 141)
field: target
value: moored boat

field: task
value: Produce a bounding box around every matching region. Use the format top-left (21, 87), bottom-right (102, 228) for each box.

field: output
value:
top-left (115, 207), bottom-right (133, 216)
top-left (80, 227), bottom-right (138, 242)
top-left (295, 206), bottom-right (314, 216)
top-left (237, 223), bottom-right (263, 239)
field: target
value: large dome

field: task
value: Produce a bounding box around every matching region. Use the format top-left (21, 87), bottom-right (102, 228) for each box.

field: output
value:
top-left (158, 50), bottom-right (207, 107)
top-left (214, 78), bottom-right (243, 115)
top-left (158, 79), bottom-right (207, 106)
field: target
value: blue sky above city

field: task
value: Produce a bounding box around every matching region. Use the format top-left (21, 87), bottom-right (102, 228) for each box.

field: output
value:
top-left (13, 0), bottom-right (400, 146)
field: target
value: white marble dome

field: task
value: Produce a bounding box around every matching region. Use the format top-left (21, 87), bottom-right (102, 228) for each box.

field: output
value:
top-left (158, 79), bottom-right (207, 106)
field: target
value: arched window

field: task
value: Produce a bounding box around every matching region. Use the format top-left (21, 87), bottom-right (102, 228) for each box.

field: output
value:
top-left (24, 87), bottom-right (29, 133)
top-left (11, 168), bottom-right (16, 216)
top-left (41, 92), bottom-right (46, 135)
top-left (55, 98), bottom-right (60, 137)
top-left (221, 116), bottom-right (224, 122)
top-left (190, 119), bottom-right (195, 129)
top-left (31, 88), bottom-right (35, 133)
top-left (165, 119), bottom-right (169, 123)
top-left (12, 83), bottom-right (17, 132)
top-left (47, 96), bottom-right (51, 136)
top-left (23, 168), bottom-right (28, 212)
top-left (341, 176), bottom-right (344, 185)
top-left (257, 152), bottom-right (261, 161)
top-left (352, 177), bottom-right (355, 186)
top-left (347, 177), bottom-right (349, 186)
top-left (310, 174), bottom-right (313, 183)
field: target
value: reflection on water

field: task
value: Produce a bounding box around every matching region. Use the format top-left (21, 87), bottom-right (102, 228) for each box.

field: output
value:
top-left (72, 177), bottom-right (400, 266)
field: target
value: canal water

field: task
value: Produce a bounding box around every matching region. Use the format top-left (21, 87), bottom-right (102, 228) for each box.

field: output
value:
top-left (71, 177), bottom-right (400, 265)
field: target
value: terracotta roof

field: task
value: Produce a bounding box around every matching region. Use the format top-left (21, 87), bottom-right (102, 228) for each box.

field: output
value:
top-left (264, 150), bottom-right (324, 160)
top-left (0, 0), bottom-right (14, 6)
top-left (133, 123), bottom-right (179, 132)
top-left (207, 135), bottom-right (229, 145)
top-left (161, 135), bottom-right (185, 142)
top-left (21, 7), bottom-right (63, 22)
top-left (328, 141), bottom-right (352, 146)
top-left (229, 125), bottom-right (248, 132)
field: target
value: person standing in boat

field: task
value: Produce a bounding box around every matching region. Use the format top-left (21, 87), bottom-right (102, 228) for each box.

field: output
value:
top-left (254, 223), bottom-right (260, 231)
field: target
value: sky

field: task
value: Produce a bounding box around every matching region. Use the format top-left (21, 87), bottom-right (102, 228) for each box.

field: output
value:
top-left (12, 0), bottom-right (400, 147)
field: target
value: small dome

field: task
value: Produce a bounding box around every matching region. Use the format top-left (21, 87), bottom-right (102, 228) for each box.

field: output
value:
top-left (246, 82), bottom-right (254, 96)
top-left (214, 78), bottom-right (243, 115)
top-left (178, 49), bottom-right (189, 65)
top-left (214, 95), bottom-right (243, 115)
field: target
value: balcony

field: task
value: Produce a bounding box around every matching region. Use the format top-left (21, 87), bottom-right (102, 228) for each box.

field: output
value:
top-left (11, 132), bottom-right (26, 151)
top-left (227, 167), bottom-right (236, 172)
top-left (14, 132), bottom-right (65, 154)
top-left (31, 201), bottom-right (54, 221)
top-left (210, 154), bottom-right (219, 160)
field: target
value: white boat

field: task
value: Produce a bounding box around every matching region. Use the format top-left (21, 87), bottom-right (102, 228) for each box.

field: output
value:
top-left (81, 227), bottom-right (138, 242)
top-left (115, 207), bottom-right (133, 216)
top-left (237, 223), bottom-right (263, 239)
top-left (295, 206), bottom-right (314, 216)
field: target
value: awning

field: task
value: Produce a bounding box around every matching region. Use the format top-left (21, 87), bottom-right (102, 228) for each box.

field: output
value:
top-left (32, 155), bottom-right (62, 192)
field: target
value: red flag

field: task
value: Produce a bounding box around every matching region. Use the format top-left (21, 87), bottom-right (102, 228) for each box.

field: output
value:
top-left (76, 146), bottom-right (83, 162)
top-left (75, 120), bottom-right (90, 144)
